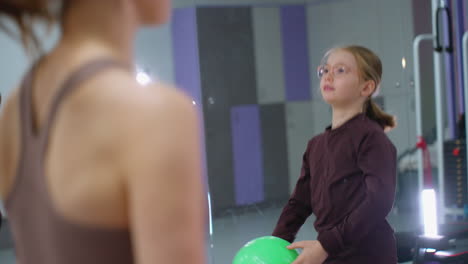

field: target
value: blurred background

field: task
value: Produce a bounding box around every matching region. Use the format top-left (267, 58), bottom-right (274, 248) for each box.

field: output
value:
top-left (1, 0), bottom-right (467, 263)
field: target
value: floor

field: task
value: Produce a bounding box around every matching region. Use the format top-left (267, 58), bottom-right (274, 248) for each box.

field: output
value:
top-left (0, 204), bottom-right (418, 264)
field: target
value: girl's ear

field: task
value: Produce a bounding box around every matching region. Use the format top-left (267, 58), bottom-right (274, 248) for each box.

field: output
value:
top-left (361, 80), bottom-right (376, 97)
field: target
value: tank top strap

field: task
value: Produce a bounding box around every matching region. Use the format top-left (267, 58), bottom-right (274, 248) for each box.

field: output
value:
top-left (38, 58), bottom-right (130, 155)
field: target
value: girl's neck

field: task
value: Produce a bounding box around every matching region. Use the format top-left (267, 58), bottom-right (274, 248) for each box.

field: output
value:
top-left (331, 107), bottom-right (363, 130)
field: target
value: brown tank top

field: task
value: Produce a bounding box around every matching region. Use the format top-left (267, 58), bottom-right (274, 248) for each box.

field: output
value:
top-left (5, 58), bottom-right (134, 264)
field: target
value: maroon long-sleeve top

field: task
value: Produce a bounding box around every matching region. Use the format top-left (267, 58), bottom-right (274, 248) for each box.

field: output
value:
top-left (273, 113), bottom-right (397, 264)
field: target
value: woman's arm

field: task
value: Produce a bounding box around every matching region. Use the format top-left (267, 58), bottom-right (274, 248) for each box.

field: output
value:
top-left (121, 86), bottom-right (206, 264)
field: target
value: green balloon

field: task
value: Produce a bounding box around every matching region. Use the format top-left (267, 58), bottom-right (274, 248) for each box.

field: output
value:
top-left (232, 236), bottom-right (299, 264)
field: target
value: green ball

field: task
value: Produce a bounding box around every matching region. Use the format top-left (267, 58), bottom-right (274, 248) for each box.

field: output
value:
top-left (232, 236), bottom-right (299, 264)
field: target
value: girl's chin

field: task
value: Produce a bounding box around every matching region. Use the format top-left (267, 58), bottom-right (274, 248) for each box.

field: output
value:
top-left (321, 94), bottom-right (336, 105)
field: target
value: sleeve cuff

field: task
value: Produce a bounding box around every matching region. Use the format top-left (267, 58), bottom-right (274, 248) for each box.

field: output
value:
top-left (317, 227), bottom-right (344, 256)
top-left (271, 233), bottom-right (294, 243)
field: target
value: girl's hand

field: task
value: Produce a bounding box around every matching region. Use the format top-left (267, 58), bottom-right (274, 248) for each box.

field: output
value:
top-left (287, 240), bottom-right (328, 264)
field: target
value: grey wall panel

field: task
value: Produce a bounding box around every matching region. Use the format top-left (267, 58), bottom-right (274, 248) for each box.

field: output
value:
top-left (311, 100), bottom-right (331, 136)
top-left (285, 102), bottom-right (315, 194)
top-left (260, 104), bottom-right (289, 201)
top-left (203, 105), bottom-right (235, 211)
top-left (307, 3), bottom-right (334, 98)
top-left (135, 24), bottom-right (174, 83)
top-left (252, 7), bottom-right (286, 104)
top-left (385, 94), bottom-right (415, 154)
top-left (197, 7), bottom-right (258, 106)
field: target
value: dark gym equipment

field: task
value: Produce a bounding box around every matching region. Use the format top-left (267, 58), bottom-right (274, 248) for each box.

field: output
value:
top-left (397, 224), bottom-right (468, 263)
